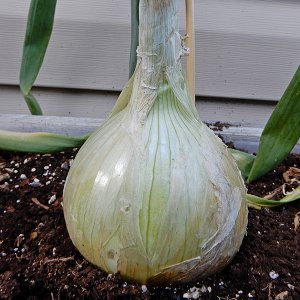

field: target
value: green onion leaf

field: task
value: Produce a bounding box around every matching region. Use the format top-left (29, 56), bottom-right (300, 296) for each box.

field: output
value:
top-left (0, 130), bottom-right (89, 153)
top-left (247, 186), bottom-right (300, 208)
top-left (230, 149), bottom-right (255, 179)
top-left (19, 0), bottom-right (57, 115)
top-left (23, 93), bottom-right (43, 116)
top-left (248, 66), bottom-right (300, 182)
top-left (129, 0), bottom-right (139, 78)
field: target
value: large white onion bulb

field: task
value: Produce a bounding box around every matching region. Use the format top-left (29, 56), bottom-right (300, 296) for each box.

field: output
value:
top-left (63, 0), bottom-right (247, 284)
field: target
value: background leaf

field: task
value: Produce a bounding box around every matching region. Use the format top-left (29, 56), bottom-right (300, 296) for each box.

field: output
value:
top-left (247, 186), bottom-right (300, 208)
top-left (129, 0), bottom-right (139, 78)
top-left (248, 66), bottom-right (300, 182)
top-left (23, 93), bottom-right (43, 115)
top-left (0, 130), bottom-right (89, 153)
top-left (19, 0), bottom-right (57, 115)
top-left (230, 149), bottom-right (255, 179)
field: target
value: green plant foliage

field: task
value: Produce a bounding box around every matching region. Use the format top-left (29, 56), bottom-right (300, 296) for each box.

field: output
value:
top-left (110, 72), bottom-right (135, 117)
top-left (129, 0), bottom-right (139, 78)
top-left (247, 66), bottom-right (300, 182)
top-left (230, 149), bottom-right (255, 178)
top-left (0, 130), bottom-right (88, 153)
top-left (19, 0), bottom-right (57, 115)
top-left (23, 93), bottom-right (43, 116)
top-left (247, 186), bottom-right (300, 208)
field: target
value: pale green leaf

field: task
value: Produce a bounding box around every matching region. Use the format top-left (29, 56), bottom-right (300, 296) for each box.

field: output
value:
top-left (0, 130), bottom-right (89, 153)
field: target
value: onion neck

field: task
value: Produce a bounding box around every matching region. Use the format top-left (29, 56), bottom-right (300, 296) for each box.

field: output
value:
top-left (138, 0), bottom-right (184, 70)
top-left (127, 0), bottom-right (189, 125)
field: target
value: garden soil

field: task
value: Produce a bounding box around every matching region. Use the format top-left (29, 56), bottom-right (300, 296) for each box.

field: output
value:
top-left (0, 149), bottom-right (299, 300)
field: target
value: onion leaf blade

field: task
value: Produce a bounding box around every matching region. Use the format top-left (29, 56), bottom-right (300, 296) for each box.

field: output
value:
top-left (248, 66), bottom-right (300, 182)
top-left (19, 0), bottom-right (57, 115)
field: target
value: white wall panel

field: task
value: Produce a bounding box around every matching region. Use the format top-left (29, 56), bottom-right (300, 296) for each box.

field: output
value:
top-left (0, 85), bottom-right (275, 128)
top-left (0, 0), bottom-right (300, 102)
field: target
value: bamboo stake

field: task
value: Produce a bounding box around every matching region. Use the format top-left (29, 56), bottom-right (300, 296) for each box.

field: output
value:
top-left (185, 0), bottom-right (195, 103)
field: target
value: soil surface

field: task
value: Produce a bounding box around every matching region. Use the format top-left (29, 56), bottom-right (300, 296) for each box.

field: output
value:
top-left (0, 149), bottom-right (299, 300)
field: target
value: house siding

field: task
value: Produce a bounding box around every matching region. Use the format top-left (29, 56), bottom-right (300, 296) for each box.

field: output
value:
top-left (0, 0), bottom-right (299, 124)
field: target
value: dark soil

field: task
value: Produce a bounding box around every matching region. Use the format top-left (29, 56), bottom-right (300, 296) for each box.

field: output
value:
top-left (0, 149), bottom-right (299, 300)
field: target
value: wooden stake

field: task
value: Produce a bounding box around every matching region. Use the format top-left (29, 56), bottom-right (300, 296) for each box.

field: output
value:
top-left (185, 0), bottom-right (195, 103)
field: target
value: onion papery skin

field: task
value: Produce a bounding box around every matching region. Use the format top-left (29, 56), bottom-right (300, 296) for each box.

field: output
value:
top-left (63, 0), bottom-right (248, 284)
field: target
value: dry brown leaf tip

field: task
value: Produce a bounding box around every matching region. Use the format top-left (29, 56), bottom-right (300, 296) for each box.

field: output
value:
top-left (31, 197), bottom-right (49, 210)
top-left (283, 167), bottom-right (300, 183)
top-left (275, 291), bottom-right (289, 300)
top-left (30, 231), bottom-right (39, 241)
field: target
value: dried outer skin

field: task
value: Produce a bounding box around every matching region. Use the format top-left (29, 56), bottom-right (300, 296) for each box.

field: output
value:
top-left (63, 0), bottom-right (248, 284)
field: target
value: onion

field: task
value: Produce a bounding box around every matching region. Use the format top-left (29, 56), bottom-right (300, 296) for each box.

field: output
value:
top-left (63, 0), bottom-right (248, 284)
